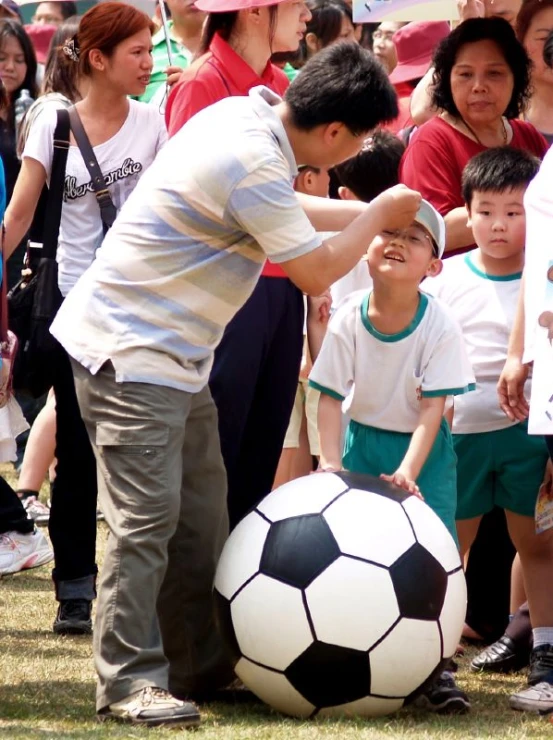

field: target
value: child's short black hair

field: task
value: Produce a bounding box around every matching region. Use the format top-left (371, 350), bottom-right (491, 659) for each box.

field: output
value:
top-left (332, 130), bottom-right (405, 203)
top-left (285, 42), bottom-right (398, 136)
top-left (461, 147), bottom-right (540, 208)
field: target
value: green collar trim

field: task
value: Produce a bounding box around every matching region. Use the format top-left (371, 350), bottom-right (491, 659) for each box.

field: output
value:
top-left (360, 291), bottom-right (428, 343)
top-left (465, 252), bottom-right (522, 282)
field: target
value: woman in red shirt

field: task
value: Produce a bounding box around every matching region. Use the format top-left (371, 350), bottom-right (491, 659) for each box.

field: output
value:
top-left (401, 17), bottom-right (547, 253)
top-left (166, 0), bottom-right (316, 529)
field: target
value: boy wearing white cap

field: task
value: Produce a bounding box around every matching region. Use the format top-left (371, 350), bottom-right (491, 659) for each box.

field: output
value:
top-left (309, 200), bottom-right (475, 713)
top-left (310, 200), bottom-right (474, 541)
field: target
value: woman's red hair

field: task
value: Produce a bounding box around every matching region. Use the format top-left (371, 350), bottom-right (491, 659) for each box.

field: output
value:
top-left (77, 1), bottom-right (155, 75)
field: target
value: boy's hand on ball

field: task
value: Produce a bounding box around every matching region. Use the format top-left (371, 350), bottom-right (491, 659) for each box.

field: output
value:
top-left (373, 185), bottom-right (421, 233)
top-left (380, 471), bottom-right (423, 500)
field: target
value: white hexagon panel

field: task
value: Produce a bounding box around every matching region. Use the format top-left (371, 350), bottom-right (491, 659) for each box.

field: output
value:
top-left (439, 569), bottom-right (467, 658)
top-left (324, 488), bottom-right (416, 566)
top-left (235, 658), bottom-right (315, 718)
top-left (401, 496), bottom-right (462, 573)
top-left (305, 557), bottom-right (400, 651)
top-left (257, 473), bottom-right (349, 522)
top-left (369, 618), bottom-right (442, 697)
top-left (214, 511), bottom-right (270, 600)
top-left (231, 574), bottom-right (313, 671)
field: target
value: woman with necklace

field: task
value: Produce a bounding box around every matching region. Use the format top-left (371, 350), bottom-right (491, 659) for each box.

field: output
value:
top-left (400, 17), bottom-right (547, 254)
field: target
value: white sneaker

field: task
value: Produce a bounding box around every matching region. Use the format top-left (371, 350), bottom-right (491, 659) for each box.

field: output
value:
top-left (0, 529), bottom-right (54, 576)
top-left (99, 687), bottom-right (201, 727)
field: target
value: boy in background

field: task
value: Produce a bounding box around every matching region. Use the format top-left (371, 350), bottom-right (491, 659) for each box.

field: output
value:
top-left (423, 147), bottom-right (553, 714)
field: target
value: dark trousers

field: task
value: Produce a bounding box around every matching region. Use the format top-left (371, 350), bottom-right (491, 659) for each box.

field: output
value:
top-left (209, 276), bottom-right (304, 529)
top-left (49, 345), bottom-right (98, 591)
top-left (0, 476), bottom-right (33, 535)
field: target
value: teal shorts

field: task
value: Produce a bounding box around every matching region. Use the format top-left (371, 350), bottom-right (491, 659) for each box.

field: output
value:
top-left (343, 418), bottom-right (458, 543)
top-left (453, 422), bottom-right (549, 520)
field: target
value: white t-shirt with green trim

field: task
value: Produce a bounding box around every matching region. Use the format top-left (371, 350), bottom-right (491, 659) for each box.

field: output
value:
top-left (423, 250), bottom-right (523, 434)
top-left (308, 289), bottom-right (475, 433)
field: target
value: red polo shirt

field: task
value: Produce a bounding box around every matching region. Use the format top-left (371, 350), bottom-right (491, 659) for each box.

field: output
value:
top-left (166, 33), bottom-right (290, 277)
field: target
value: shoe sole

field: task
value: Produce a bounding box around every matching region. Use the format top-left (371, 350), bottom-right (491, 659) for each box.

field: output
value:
top-left (510, 697), bottom-right (553, 715)
top-left (97, 710), bottom-right (201, 728)
top-left (470, 657), bottom-right (528, 674)
top-left (53, 621), bottom-right (93, 636)
top-left (416, 695), bottom-right (471, 715)
top-left (1, 548), bottom-right (54, 576)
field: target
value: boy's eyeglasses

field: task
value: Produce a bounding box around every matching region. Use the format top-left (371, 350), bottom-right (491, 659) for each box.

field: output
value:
top-left (381, 227), bottom-right (440, 258)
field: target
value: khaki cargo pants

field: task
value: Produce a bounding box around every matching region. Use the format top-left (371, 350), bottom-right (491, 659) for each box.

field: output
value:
top-left (71, 360), bottom-right (233, 712)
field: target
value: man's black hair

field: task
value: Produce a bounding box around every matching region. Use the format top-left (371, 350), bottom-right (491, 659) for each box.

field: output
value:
top-left (285, 42), bottom-right (398, 135)
top-left (432, 18), bottom-right (531, 120)
top-left (332, 129), bottom-right (405, 202)
top-left (461, 147), bottom-right (540, 207)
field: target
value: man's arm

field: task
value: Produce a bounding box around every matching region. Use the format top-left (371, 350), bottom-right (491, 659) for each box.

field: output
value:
top-left (282, 185), bottom-right (421, 296)
top-left (381, 396), bottom-right (446, 496)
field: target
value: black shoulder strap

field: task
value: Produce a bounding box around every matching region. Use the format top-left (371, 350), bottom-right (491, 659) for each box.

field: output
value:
top-left (68, 106), bottom-right (117, 232)
top-left (42, 108), bottom-right (70, 260)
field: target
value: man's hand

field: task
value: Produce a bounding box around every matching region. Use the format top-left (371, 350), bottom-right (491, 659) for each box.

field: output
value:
top-left (380, 470), bottom-right (424, 500)
top-left (497, 356), bottom-right (529, 421)
top-left (457, 0), bottom-right (485, 21)
top-left (371, 185), bottom-right (422, 234)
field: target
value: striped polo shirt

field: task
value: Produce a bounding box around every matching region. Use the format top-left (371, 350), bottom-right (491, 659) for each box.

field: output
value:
top-left (51, 87), bottom-right (322, 393)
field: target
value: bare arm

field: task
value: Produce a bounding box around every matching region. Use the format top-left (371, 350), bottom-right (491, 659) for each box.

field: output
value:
top-left (444, 206), bottom-right (474, 253)
top-left (409, 67), bottom-right (438, 127)
top-left (497, 274), bottom-right (529, 421)
top-left (381, 396), bottom-right (446, 495)
top-left (296, 191), bottom-right (368, 232)
top-left (4, 157), bottom-right (47, 258)
top-left (281, 185), bottom-right (421, 296)
top-left (306, 294), bottom-right (331, 364)
top-left (317, 393), bottom-right (344, 471)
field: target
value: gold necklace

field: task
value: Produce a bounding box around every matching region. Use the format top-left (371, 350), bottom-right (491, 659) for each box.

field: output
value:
top-left (457, 114), bottom-right (508, 146)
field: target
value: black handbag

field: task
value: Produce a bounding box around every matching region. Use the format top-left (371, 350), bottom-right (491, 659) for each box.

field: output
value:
top-left (8, 108), bottom-right (70, 397)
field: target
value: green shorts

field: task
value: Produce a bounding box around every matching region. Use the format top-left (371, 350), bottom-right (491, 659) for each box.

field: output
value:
top-left (453, 422), bottom-right (549, 520)
top-left (343, 418), bottom-right (458, 543)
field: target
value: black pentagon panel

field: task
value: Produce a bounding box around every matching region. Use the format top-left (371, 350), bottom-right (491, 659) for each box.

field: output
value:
top-left (286, 642), bottom-right (371, 708)
top-left (334, 471), bottom-right (410, 504)
top-left (213, 589), bottom-right (241, 667)
top-left (260, 515), bottom-right (340, 589)
top-left (389, 543), bottom-right (447, 620)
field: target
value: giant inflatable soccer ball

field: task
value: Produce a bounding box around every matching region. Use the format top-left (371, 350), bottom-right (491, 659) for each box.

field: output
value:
top-left (214, 471), bottom-right (466, 718)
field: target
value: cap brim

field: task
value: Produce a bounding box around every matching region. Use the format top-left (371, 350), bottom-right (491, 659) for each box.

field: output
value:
top-left (414, 199), bottom-right (445, 258)
top-left (389, 57), bottom-right (431, 85)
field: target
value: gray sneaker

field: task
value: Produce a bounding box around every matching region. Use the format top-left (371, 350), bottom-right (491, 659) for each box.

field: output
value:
top-left (98, 687), bottom-right (201, 728)
top-left (510, 682), bottom-right (553, 714)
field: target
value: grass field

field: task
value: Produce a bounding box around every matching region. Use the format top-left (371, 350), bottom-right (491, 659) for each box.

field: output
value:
top-left (1, 467), bottom-right (553, 740)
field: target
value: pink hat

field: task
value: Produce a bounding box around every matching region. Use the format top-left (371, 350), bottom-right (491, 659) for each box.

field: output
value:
top-left (389, 21), bottom-right (450, 85)
top-left (24, 23), bottom-right (57, 65)
top-left (195, 0), bottom-right (288, 11)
